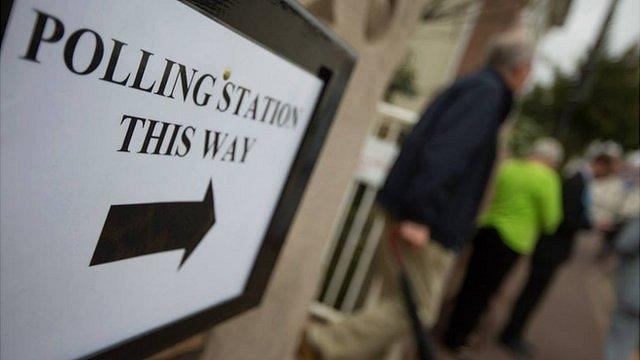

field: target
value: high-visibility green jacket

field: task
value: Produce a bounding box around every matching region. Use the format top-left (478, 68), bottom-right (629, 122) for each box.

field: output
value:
top-left (480, 159), bottom-right (562, 255)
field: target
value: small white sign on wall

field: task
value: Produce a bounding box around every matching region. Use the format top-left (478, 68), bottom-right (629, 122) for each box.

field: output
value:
top-left (356, 137), bottom-right (400, 188)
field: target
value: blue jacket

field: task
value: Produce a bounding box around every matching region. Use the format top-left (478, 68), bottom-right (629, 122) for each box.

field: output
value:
top-left (377, 68), bottom-right (513, 251)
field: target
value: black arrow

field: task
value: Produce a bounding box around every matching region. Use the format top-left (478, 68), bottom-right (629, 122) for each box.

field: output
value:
top-left (90, 180), bottom-right (215, 268)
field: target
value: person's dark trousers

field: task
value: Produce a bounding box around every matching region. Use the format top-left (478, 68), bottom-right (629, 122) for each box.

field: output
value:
top-left (500, 235), bottom-right (571, 342)
top-left (443, 227), bottom-right (520, 350)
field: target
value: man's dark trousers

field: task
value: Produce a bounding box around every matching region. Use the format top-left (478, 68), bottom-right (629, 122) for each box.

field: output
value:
top-left (443, 227), bottom-right (520, 349)
top-left (499, 235), bottom-right (569, 342)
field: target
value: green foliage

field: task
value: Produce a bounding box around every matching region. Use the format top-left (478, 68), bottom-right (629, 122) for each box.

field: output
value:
top-left (512, 45), bottom-right (639, 157)
top-left (384, 53), bottom-right (418, 101)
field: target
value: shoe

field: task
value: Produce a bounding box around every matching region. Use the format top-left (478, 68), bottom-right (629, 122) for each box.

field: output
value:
top-left (498, 336), bottom-right (535, 359)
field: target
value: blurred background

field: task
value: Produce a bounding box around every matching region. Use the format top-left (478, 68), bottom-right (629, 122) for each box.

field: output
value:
top-left (152, 1), bottom-right (639, 359)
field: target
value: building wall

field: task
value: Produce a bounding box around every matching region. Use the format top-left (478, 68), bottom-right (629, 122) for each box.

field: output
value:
top-left (388, 0), bottom-right (563, 113)
top-left (390, 0), bottom-right (480, 112)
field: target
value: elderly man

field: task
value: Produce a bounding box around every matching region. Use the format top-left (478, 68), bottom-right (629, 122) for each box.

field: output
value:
top-left (304, 32), bottom-right (533, 360)
top-left (443, 138), bottom-right (564, 354)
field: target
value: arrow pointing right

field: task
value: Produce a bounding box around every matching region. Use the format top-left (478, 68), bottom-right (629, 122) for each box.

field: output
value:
top-left (90, 180), bottom-right (216, 268)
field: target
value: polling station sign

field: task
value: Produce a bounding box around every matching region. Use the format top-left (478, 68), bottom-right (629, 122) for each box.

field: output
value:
top-left (0, 0), bottom-right (355, 358)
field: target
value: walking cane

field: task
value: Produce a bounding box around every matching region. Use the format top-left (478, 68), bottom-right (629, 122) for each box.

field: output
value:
top-left (389, 227), bottom-right (435, 360)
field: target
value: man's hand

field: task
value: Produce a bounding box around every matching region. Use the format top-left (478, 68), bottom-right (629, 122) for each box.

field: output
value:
top-left (398, 221), bottom-right (430, 248)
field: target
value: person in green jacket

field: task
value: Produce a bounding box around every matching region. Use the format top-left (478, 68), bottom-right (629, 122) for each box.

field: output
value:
top-left (443, 137), bottom-right (563, 353)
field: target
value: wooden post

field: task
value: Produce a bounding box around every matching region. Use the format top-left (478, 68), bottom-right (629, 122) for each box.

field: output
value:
top-left (200, 1), bottom-right (429, 359)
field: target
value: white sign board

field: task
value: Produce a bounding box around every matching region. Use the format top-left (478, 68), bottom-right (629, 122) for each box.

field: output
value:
top-left (0, 1), bottom-right (324, 358)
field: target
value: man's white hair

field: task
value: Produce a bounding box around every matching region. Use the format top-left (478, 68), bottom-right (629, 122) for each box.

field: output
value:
top-left (531, 137), bottom-right (564, 167)
top-left (486, 31), bottom-right (534, 71)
